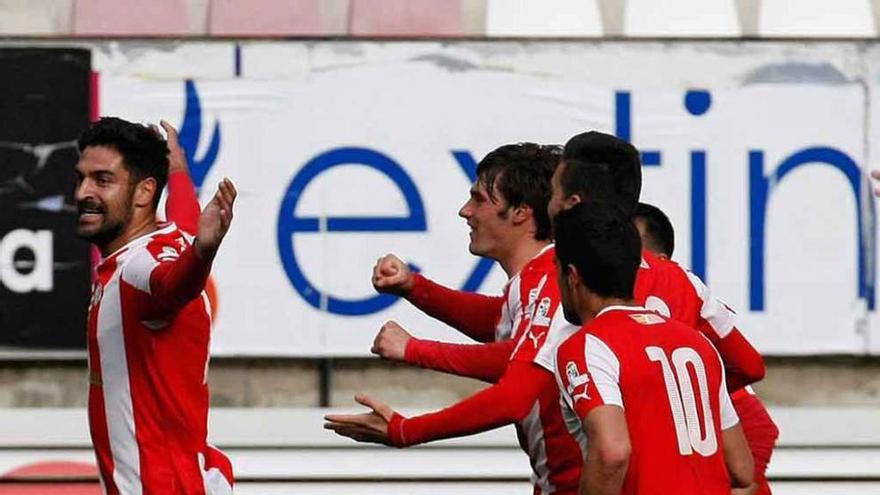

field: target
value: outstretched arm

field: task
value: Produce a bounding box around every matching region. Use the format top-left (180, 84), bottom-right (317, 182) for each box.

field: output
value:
top-left (324, 361), bottom-right (551, 446)
top-left (370, 321), bottom-right (515, 383)
top-left (143, 179), bottom-right (236, 319)
top-left (373, 254), bottom-right (503, 342)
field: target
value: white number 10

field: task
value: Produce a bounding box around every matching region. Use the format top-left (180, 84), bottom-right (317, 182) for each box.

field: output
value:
top-left (646, 346), bottom-right (717, 456)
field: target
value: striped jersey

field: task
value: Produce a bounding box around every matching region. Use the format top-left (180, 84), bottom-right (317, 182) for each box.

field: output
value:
top-left (86, 223), bottom-right (232, 495)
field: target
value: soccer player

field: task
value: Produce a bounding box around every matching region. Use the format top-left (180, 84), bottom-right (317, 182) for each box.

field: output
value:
top-left (552, 202), bottom-right (754, 494)
top-left (75, 117), bottom-right (236, 495)
top-left (326, 143), bottom-right (587, 494)
top-left (633, 202), bottom-right (674, 260)
top-left (633, 201), bottom-right (779, 495)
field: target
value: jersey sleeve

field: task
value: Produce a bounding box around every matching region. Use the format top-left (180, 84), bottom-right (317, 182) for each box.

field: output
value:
top-left (388, 360), bottom-right (552, 447)
top-left (121, 237), bottom-right (211, 324)
top-left (404, 338), bottom-right (514, 383)
top-left (555, 333), bottom-right (622, 421)
top-left (683, 270), bottom-right (766, 389)
top-left (405, 273), bottom-right (503, 343)
top-left (705, 336), bottom-right (741, 430)
top-left (165, 170), bottom-right (201, 235)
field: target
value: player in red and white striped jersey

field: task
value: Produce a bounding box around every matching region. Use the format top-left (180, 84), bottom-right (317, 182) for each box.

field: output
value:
top-left (635, 202), bottom-right (779, 495)
top-left (326, 143), bottom-right (588, 494)
top-left (75, 117), bottom-right (236, 495)
top-left (551, 203), bottom-right (753, 494)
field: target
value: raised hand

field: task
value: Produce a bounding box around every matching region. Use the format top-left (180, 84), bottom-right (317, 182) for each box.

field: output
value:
top-left (371, 321), bottom-right (412, 362)
top-left (323, 394), bottom-right (395, 446)
top-left (196, 178), bottom-right (237, 261)
top-left (153, 120), bottom-right (189, 175)
top-left (372, 254), bottom-right (414, 295)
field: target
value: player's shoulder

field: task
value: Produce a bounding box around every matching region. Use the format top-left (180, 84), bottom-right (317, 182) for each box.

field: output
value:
top-left (119, 223), bottom-right (191, 273)
top-left (142, 222), bottom-right (192, 262)
top-left (554, 325), bottom-right (588, 367)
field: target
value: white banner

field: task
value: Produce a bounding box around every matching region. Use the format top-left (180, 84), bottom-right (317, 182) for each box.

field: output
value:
top-left (93, 41), bottom-right (877, 356)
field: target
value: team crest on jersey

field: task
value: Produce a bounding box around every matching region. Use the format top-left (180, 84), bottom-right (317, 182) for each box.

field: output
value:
top-left (157, 246), bottom-right (180, 262)
top-left (629, 313), bottom-right (665, 325)
top-left (532, 297), bottom-right (552, 326)
top-left (565, 361), bottom-right (591, 402)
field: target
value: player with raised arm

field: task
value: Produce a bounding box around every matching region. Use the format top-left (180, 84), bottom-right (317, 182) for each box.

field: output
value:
top-left (76, 117), bottom-right (236, 495)
top-left (552, 202), bottom-right (753, 494)
top-left (326, 143), bottom-right (590, 494)
top-left (633, 201), bottom-right (779, 495)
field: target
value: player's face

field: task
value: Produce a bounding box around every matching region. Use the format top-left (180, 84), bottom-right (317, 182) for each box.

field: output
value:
top-left (459, 179), bottom-right (512, 259)
top-left (548, 161), bottom-right (580, 224)
top-left (556, 258), bottom-right (582, 326)
top-left (74, 146), bottom-right (136, 248)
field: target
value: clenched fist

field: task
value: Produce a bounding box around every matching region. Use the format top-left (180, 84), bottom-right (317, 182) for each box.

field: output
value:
top-left (372, 254), bottom-right (414, 296)
top-left (371, 321), bottom-right (412, 362)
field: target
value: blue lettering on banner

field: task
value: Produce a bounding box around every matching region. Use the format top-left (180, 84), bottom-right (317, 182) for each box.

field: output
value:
top-left (275, 90), bottom-right (876, 316)
top-left (178, 80), bottom-right (221, 192)
top-left (749, 147), bottom-right (875, 311)
top-left (277, 147), bottom-right (427, 316)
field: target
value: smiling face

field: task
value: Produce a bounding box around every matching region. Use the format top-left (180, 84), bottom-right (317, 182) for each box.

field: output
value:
top-left (74, 146), bottom-right (136, 248)
top-left (458, 178), bottom-right (514, 260)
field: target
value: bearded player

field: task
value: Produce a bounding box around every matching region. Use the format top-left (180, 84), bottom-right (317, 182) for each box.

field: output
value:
top-left (76, 117), bottom-right (235, 495)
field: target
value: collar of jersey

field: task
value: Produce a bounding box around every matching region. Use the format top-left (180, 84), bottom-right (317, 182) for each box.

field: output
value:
top-left (596, 304), bottom-right (647, 318)
top-left (100, 222), bottom-right (178, 263)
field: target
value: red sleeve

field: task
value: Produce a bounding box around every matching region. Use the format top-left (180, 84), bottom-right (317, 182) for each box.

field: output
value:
top-left (144, 243), bottom-right (211, 319)
top-left (165, 170), bottom-right (200, 235)
top-left (387, 361), bottom-right (552, 447)
top-left (705, 327), bottom-right (766, 391)
top-left (405, 273), bottom-right (504, 343)
top-left (404, 339), bottom-right (515, 383)
top-left (678, 268), bottom-right (766, 390)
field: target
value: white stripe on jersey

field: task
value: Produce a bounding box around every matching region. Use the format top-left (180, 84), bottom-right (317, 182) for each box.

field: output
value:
top-left (521, 401), bottom-right (555, 495)
top-left (533, 305), bottom-right (579, 373)
top-left (700, 334), bottom-right (740, 429)
top-left (585, 335), bottom-right (623, 408)
top-left (684, 270), bottom-right (736, 339)
top-left (97, 271), bottom-right (143, 495)
top-left (495, 273), bottom-right (523, 342)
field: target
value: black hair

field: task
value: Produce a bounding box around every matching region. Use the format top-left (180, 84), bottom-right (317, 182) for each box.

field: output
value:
top-left (560, 131), bottom-right (641, 216)
top-left (635, 202), bottom-right (675, 257)
top-left (476, 142), bottom-right (562, 241)
top-left (78, 117), bottom-right (169, 208)
top-left (554, 202), bottom-right (641, 299)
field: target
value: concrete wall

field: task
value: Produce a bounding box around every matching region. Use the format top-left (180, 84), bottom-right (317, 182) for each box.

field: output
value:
top-left (1, 357), bottom-right (877, 408)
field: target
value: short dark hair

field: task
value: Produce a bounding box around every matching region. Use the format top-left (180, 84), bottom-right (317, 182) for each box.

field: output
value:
top-left (560, 131), bottom-right (641, 216)
top-left (476, 143), bottom-right (561, 241)
top-left (78, 117), bottom-right (169, 208)
top-left (554, 202), bottom-right (641, 299)
top-left (635, 202), bottom-right (675, 257)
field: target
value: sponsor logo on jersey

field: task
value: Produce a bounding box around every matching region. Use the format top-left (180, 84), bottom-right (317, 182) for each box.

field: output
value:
top-left (565, 361), bottom-right (591, 402)
top-left (629, 313), bottom-right (665, 325)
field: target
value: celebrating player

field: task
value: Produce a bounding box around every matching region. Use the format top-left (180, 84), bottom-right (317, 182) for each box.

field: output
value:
top-left (326, 143), bottom-right (588, 494)
top-left (552, 202), bottom-right (754, 494)
top-left (76, 117), bottom-right (235, 495)
top-left (633, 201), bottom-right (779, 495)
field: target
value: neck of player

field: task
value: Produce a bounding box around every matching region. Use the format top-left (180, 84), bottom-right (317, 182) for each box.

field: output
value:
top-left (499, 238), bottom-right (551, 278)
top-left (101, 214), bottom-right (159, 257)
top-left (582, 296), bottom-right (637, 322)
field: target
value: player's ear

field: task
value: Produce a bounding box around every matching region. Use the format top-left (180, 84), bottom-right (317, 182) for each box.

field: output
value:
top-left (133, 177), bottom-right (157, 208)
top-left (510, 204), bottom-right (533, 226)
top-left (566, 263), bottom-right (582, 289)
top-left (564, 193), bottom-right (582, 209)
